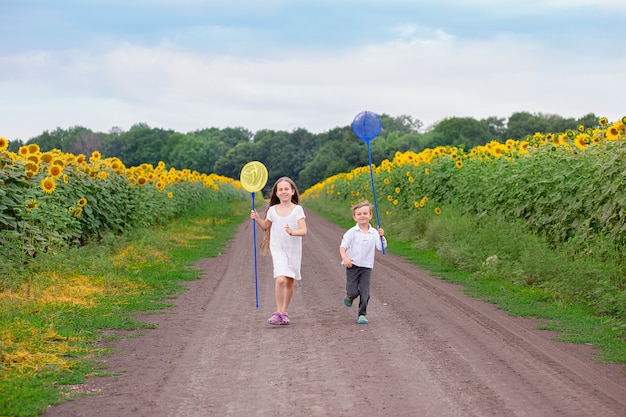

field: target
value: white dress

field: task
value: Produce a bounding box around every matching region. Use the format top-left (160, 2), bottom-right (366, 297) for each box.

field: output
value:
top-left (266, 204), bottom-right (305, 280)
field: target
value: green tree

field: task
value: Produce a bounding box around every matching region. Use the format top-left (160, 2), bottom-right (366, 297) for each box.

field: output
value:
top-left (423, 117), bottom-right (492, 149)
top-left (168, 135), bottom-right (227, 173)
top-left (505, 112), bottom-right (551, 139)
top-left (119, 124), bottom-right (181, 167)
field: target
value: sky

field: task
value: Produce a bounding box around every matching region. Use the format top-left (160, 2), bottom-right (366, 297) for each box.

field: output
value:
top-left (1, 0), bottom-right (625, 141)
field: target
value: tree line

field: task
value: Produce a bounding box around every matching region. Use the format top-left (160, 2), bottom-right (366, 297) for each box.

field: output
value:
top-left (6, 111), bottom-right (600, 194)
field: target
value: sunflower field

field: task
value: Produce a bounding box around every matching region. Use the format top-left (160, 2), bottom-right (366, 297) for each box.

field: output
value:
top-left (303, 116), bottom-right (626, 320)
top-left (0, 140), bottom-right (247, 284)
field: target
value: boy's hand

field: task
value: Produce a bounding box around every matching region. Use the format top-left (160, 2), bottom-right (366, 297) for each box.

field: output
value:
top-left (343, 257), bottom-right (353, 268)
top-left (378, 227), bottom-right (384, 237)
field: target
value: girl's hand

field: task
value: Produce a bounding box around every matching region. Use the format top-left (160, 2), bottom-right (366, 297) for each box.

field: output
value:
top-left (285, 224), bottom-right (293, 235)
top-left (251, 209), bottom-right (258, 220)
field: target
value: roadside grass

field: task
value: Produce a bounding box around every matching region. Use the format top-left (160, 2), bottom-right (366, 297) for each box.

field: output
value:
top-left (0, 199), bottom-right (251, 417)
top-left (304, 199), bottom-right (626, 369)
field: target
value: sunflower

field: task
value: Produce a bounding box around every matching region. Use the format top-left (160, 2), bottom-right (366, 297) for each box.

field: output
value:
top-left (0, 137), bottom-right (8, 151)
top-left (77, 198), bottom-right (87, 207)
top-left (574, 134), bottom-right (589, 150)
top-left (41, 177), bottom-right (56, 194)
top-left (18, 146), bottom-right (29, 156)
top-left (387, 195), bottom-right (393, 201)
top-left (27, 144), bottom-right (40, 154)
top-left (393, 199), bottom-right (398, 205)
top-left (48, 165), bottom-right (63, 178)
top-left (599, 117), bottom-right (608, 127)
top-left (455, 160), bottom-right (463, 169)
top-left (25, 199), bottom-right (38, 211)
top-left (40, 153), bottom-right (53, 164)
top-left (167, 192), bottom-right (173, 199)
top-left (395, 187), bottom-right (401, 194)
top-left (98, 171), bottom-right (108, 180)
top-left (137, 176), bottom-right (148, 186)
top-left (434, 207), bottom-right (442, 215)
top-left (63, 174), bottom-right (69, 184)
top-left (577, 125), bottom-right (585, 133)
top-left (74, 207), bottom-right (83, 217)
top-left (413, 201), bottom-right (420, 208)
top-left (424, 168), bottom-right (430, 175)
top-left (25, 161), bottom-right (39, 173)
top-left (383, 178), bottom-right (390, 185)
top-left (90, 151), bottom-right (102, 162)
top-left (606, 126), bottom-right (621, 141)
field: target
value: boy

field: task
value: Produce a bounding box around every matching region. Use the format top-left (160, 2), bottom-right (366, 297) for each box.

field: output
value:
top-left (339, 200), bottom-right (387, 324)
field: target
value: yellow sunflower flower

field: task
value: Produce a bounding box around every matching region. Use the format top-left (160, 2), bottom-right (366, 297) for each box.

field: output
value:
top-left (0, 137), bottom-right (8, 151)
top-left (41, 177), bottom-right (56, 194)
top-left (77, 198), bottom-right (87, 207)
top-left (574, 134), bottom-right (589, 150)
top-left (435, 207), bottom-right (442, 215)
top-left (48, 165), bottom-right (63, 178)
top-left (90, 151), bottom-right (102, 162)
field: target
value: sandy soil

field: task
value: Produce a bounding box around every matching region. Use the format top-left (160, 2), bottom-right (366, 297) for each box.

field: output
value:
top-left (43, 209), bottom-right (626, 417)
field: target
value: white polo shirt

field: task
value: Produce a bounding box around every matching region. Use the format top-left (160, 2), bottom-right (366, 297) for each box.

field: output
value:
top-left (340, 223), bottom-right (387, 269)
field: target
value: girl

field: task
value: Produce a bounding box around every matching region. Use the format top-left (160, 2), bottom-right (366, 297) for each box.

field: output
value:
top-left (251, 177), bottom-right (307, 325)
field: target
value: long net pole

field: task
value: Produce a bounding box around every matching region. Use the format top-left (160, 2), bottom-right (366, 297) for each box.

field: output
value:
top-left (251, 191), bottom-right (259, 308)
top-left (367, 142), bottom-right (385, 254)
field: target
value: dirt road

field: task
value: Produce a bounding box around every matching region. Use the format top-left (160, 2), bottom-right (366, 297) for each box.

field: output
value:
top-left (43, 209), bottom-right (626, 416)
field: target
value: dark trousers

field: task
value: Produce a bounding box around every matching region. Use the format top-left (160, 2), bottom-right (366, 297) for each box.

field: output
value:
top-left (346, 266), bottom-right (372, 317)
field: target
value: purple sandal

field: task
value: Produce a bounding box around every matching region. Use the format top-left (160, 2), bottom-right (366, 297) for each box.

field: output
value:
top-left (267, 312), bottom-right (282, 325)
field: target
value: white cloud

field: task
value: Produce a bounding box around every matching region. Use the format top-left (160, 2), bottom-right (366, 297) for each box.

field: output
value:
top-left (2, 21), bottom-right (624, 141)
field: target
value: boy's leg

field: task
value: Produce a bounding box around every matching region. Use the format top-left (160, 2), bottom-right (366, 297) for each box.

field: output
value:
top-left (346, 267), bottom-right (360, 301)
top-left (357, 268), bottom-right (372, 317)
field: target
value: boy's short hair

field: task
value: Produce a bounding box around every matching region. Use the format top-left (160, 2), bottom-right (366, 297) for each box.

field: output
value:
top-left (351, 200), bottom-right (372, 214)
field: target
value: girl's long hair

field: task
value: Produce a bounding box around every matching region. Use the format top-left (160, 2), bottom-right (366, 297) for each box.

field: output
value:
top-left (260, 177), bottom-right (300, 254)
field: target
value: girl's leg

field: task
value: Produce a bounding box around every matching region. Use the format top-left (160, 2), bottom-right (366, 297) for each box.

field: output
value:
top-left (280, 277), bottom-right (295, 314)
top-left (275, 276), bottom-right (295, 314)
top-left (274, 276), bottom-right (285, 312)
